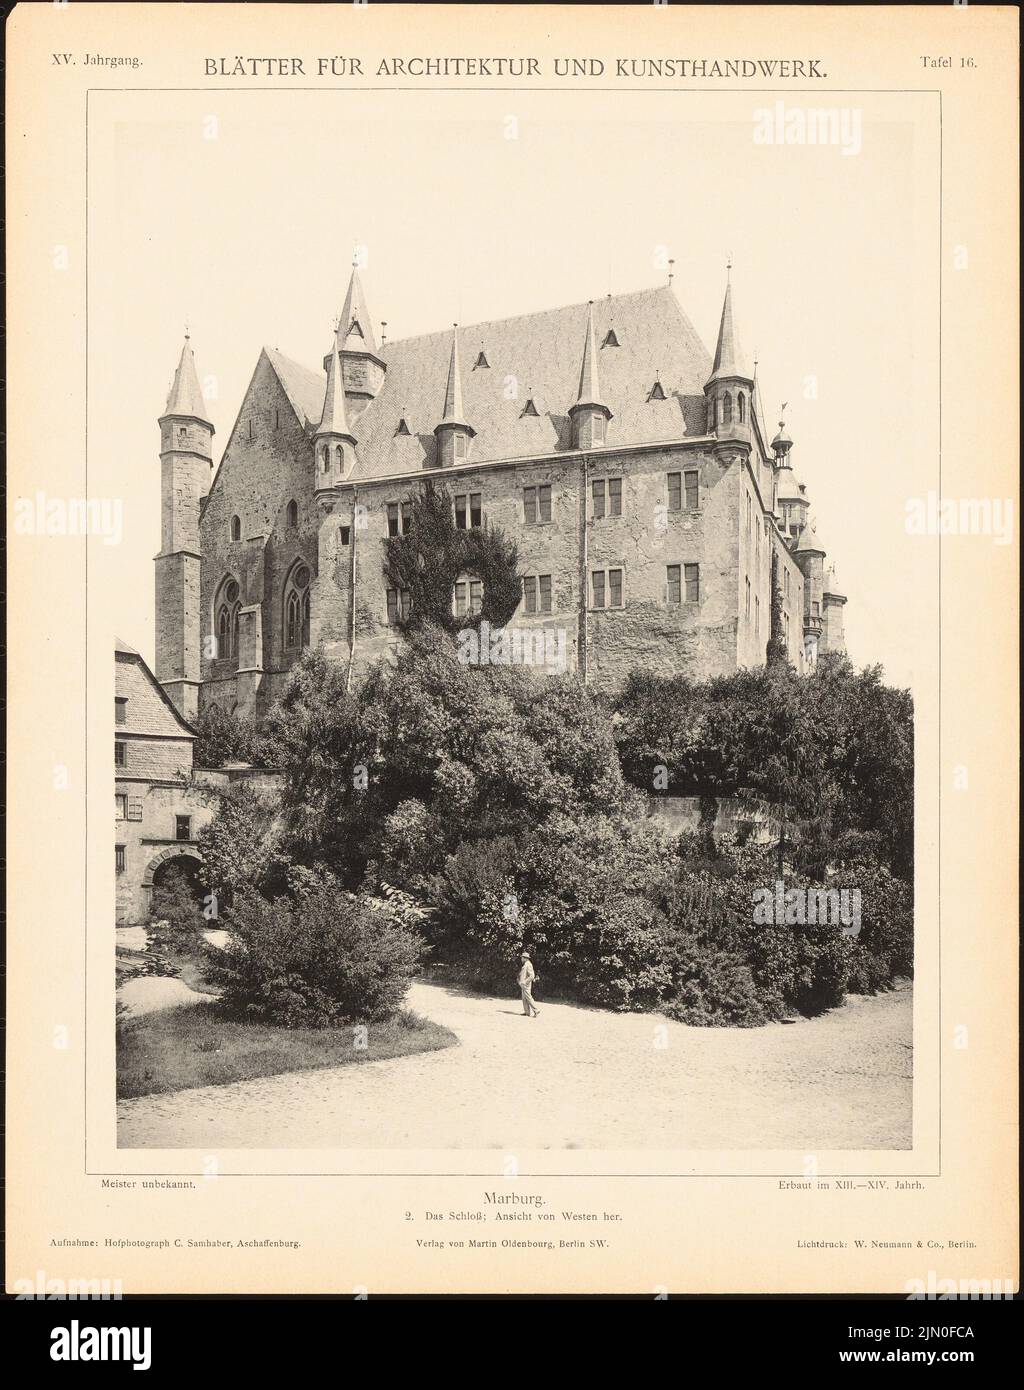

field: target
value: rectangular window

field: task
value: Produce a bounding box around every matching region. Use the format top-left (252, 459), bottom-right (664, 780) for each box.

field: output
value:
top-left (115, 697), bottom-right (127, 725)
top-left (454, 581), bottom-right (467, 617)
top-left (755, 594), bottom-right (761, 635)
top-left (400, 590), bottom-right (412, 622)
top-left (114, 741), bottom-right (126, 767)
top-left (685, 563), bottom-right (700, 603)
top-left (745, 577), bottom-right (751, 620)
top-left (592, 478), bottom-right (606, 519)
top-left (115, 794), bottom-right (128, 820)
top-left (454, 494), bottom-right (467, 529)
top-left (538, 575), bottom-right (552, 613)
top-left (387, 588), bottom-right (399, 625)
top-left (470, 493), bottom-right (482, 528)
top-left (684, 470), bottom-right (699, 511)
top-left (115, 845), bottom-right (126, 875)
top-left (128, 797), bottom-right (143, 822)
top-left (523, 576), bottom-right (537, 614)
top-left (339, 525), bottom-right (351, 547)
top-left (176, 815), bottom-right (192, 842)
top-left (667, 564), bottom-right (681, 604)
top-left (608, 568), bottom-right (623, 608)
top-left (401, 501), bottom-right (414, 535)
top-left (469, 581), bottom-right (483, 615)
top-left (784, 569), bottom-right (790, 596)
top-left (592, 570), bottom-right (606, 609)
top-left (667, 472), bottom-right (681, 512)
top-left (608, 478), bottom-right (622, 517)
top-left (525, 484), bottom-right (551, 524)
top-left (386, 503), bottom-right (400, 538)
top-left (811, 600), bottom-right (820, 617)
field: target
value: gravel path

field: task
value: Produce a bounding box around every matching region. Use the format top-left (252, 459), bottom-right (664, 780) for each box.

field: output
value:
top-left (118, 980), bottom-right (912, 1151)
top-left (117, 976), bottom-right (211, 1018)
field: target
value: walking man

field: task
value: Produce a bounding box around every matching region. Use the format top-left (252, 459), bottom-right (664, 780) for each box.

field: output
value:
top-left (518, 951), bottom-right (540, 1017)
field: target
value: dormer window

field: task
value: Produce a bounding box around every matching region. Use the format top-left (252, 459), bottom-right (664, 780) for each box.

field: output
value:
top-left (647, 381), bottom-right (666, 402)
top-left (474, 352), bottom-right (490, 369)
top-left (602, 329), bottom-right (620, 348)
top-left (115, 696), bottom-right (127, 726)
top-left (349, 318), bottom-right (364, 339)
top-left (395, 418), bottom-right (411, 436)
top-left (521, 398), bottom-right (539, 417)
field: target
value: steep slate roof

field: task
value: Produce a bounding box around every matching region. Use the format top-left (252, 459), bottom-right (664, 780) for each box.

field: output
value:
top-left (263, 347), bottom-right (327, 431)
top-left (347, 285), bottom-right (711, 479)
top-left (115, 644), bottom-right (196, 739)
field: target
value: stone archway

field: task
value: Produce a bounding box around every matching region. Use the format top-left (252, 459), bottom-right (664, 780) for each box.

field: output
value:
top-left (142, 846), bottom-right (205, 913)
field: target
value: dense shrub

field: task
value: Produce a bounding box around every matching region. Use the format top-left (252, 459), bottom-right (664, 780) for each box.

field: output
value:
top-left (659, 939), bottom-right (768, 1027)
top-left (212, 882), bottom-right (425, 1028)
top-left (430, 813), bottom-right (674, 1010)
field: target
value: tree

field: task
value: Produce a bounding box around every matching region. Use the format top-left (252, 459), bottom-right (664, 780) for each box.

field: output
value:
top-left (260, 628), bottom-right (632, 887)
top-left (192, 701), bottom-right (280, 769)
top-left (198, 783), bottom-right (284, 904)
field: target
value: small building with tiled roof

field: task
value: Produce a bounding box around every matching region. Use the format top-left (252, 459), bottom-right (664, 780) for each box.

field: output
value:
top-left (153, 265), bottom-right (848, 717)
top-left (115, 641), bottom-right (283, 923)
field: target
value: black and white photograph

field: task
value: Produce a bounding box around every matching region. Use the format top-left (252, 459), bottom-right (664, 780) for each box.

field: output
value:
top-left (5, 0), bottom-right (1017, 1315)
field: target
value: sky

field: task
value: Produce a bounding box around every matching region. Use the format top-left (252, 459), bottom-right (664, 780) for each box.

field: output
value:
top-left (87, 87), bottom-right (938, 690)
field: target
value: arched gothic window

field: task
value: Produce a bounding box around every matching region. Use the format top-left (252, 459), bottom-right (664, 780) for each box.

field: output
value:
top-left (286, 499), bottom-right (298, 528)
top-left (737, 392), bottom-right (746, 423)
top-left (229, 515), bottom-right (241, 542)
top-left (214, 576), bottom-right (241, 661)
top-left (335, 444), bottom-right (344, 470)
top-left (723, 392), bottom-right (733, 424)
top-left (284, 562), bottom-right (312, 651)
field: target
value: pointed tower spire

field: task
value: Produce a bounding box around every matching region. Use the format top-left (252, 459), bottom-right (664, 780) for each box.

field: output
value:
top-left (322, 266), bottom-right (387, 420)
top-left (317, 342), bottom-right (354, 439)
top-left (336, 266), bottom-right (379, 355)
top-left (704, 266), bottom-right (753, 445)
top-left (442, 324), bottom-right (467, 424)
top-left (314, 336), bottom-right (357, 490)
top-left (569, 301), bottom-right (613, 449)
top-left (706, 277), bottom-right (748, 385)
top-left (164, 335), bottom-right (213, 428)
top-left (434, 325), bottom-right (475, 466)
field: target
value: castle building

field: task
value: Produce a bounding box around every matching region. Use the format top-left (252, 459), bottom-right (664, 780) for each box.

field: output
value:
top-left (154, 268), bottom-right (847, 719)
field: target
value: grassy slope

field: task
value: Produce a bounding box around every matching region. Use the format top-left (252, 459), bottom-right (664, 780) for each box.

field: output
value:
top-left (117, 1004), bottom-right (456, 1100)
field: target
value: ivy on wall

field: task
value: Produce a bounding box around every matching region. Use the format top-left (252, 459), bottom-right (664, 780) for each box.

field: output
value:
top-left (382, 480), bottom-right (522, 634)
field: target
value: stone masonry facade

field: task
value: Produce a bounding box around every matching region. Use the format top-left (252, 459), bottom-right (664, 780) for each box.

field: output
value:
top-left (153, 268), bottom-right (847, 720)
